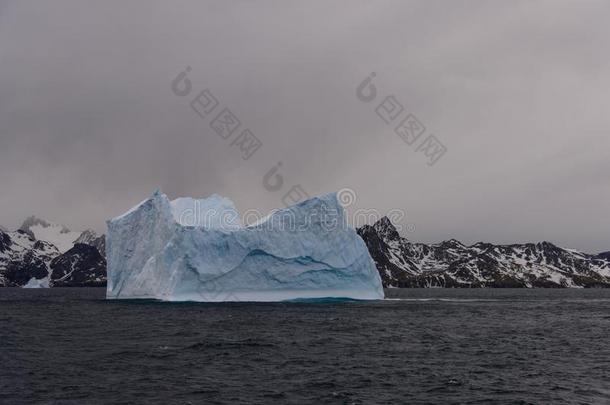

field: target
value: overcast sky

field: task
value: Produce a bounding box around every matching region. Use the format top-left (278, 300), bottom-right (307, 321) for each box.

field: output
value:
top-left (1, 0), bottom-right (609, 252)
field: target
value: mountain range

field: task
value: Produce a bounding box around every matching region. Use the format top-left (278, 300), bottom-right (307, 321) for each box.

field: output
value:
top-left (1, 215), bottom-right (609, 288)
top-left (0, 217), bottom-right (106, 287)
top-left (357, 217), bottom-right (610, 288)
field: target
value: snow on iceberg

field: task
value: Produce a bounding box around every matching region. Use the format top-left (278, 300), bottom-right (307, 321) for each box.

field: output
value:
top-left (106, 190), bottom-right (384, 301)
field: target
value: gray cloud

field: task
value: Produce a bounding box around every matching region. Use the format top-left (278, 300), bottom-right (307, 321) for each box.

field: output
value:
top-left (1, 0), bottom-right (609, 252)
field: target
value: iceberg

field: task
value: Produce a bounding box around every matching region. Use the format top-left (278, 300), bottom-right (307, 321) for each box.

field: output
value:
top-left (23, 277), bottom-right (50, 288)
top-left (106, 190), bottom-right (384, 301)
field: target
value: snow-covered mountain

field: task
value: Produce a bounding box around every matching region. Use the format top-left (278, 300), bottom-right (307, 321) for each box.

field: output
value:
top-left (73, 229), bottom-right (106, 256)
top-left (17, 215), bottom-right (105, 255)
top-left (0, 218), bottom-right (107, 287)
top-left (19, 216), bottom-right (83, 253)
top-left (0, 229), bottom-right (60, 286)
top-left (357, 217), bottom-right (610, 288)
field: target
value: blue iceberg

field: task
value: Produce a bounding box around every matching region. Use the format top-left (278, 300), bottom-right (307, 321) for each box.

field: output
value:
top-left (106, 190), bottom-right (384, 301)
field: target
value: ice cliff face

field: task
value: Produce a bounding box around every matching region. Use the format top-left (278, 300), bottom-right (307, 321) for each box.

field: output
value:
top-left (106, 190), bottom-right (384, 301)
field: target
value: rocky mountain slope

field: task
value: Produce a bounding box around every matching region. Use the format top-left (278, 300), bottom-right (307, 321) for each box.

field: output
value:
top-left (50, 243), bottom-right (106, 287)
top-left (596, 251), bottom-right (610, 261)
top-left (357, 217), bottom-right (610, 288)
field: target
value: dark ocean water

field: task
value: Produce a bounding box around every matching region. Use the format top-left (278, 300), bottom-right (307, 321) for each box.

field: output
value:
top-left (1, 288), bottom-right (609, 405)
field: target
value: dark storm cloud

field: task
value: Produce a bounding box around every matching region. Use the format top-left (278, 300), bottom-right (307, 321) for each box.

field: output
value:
top-left (1, 0), bottom-right (609, 252)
